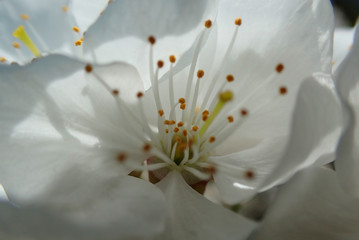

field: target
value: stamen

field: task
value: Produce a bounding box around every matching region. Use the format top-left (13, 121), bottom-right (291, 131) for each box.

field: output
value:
top-left (75, 39), bottom-right (83, 46)
top-left (20, 14), bottom-right (29, 21)
top-left (279, 86), bottom-right (287, 95)
top-left (72, 26), bottom-right (80, 33)
top-left (209, 136), bottom-right (216, 143)
top-left (0, 57), bottom-right (6, 63)
top-left (137, 92), bottom-right (144, 98)
top-left (183, 166), bottom-right (211, 180)
top-left (169, 55), bottom-right (176, 63)
top-left (245, 170), bottom-right (255, 179)
top-left (235, 18), bottom-right (242, 26)
top-left (143, 143), bottom-right (152, 152)
top-left (173, 127), bottom-right (180, 133)
top-left (112, 89), bottom-right (119, 95)
top-left (240, 108), bottom-right (248, 116)
top-left (179, 98), bottom-right (186, 104)
top-left (12, 42), bottom-right (21, 49)
top-left (148, 36), bottom-right (156, 45)
top-left (12, 26), bottom-right (41, 57)
top-left (177, 121), bottom-right (184, 127)
top-left (182, 129), bottom-right (188, 137)
top-left (204, 20), bottom-right (212, 28)
top-left (276, 63), bottom-right (284, 73)
top-left (116, 153), bottom-right (127, 163)
top-left (85, 64), bottom-right (93, 73)
top-left (227, 115), bottom-right (234, 122)
top-left (226, 74), bottom-right (234, 82)
top-left (169, 55), bottom-right (176, 109)
top-left (158, 110), bottom-right (164, 117)
top-left (192, 126), bottom-right (199, 132)
top-left (62, 6), bottom-right (69, 12)
top-left (180, 103), bottom-right (186, 110)
top-left (157, 60), bottom-right (164, 68)
top-left (188, 70), bottom-right (205, 124)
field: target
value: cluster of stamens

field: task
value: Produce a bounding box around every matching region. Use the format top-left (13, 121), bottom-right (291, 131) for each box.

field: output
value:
top-left (83, 17), bottom-right (287, 182)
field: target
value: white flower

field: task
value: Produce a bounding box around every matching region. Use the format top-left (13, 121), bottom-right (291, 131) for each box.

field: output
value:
top-left (0, 0), bottom-right (107, 64)
top-left (0, 0), bottom-right (343, 239)
top-left (335, 25), bottom-right (359, 197)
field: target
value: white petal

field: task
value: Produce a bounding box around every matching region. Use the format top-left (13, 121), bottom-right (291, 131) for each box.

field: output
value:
top-left (84, 0), bottom-right (217, 87)
top-left (38, 172), bottom-right (167, 239)
top-left (260, 73), bottom-right (342, 191)
top-left (70, 0), bottom-right (108, 31)
top-left (1, 175), bottom-right (167, 239)
top-left (0, 55), bottom-right (148, 204)
top-left (210, 137), bottom-right (287, 204)
top-left (156, 171), bottom-right (257, 240)
top-left (252, 167), bottom-right (359, 240)
top-left (335, 25), bottom-right (359, 197)
top-left (333, 26), bottom-right (356, 72)
top-left (216, 0), bottom-right (334, 73)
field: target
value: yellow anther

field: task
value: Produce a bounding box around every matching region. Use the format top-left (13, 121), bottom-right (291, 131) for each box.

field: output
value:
top-left (170, 120), bottom-right (176, 125)
top-left (62, 6), bottom-right (69, 12)
top-left (202, 115), bottom-right (208, 121)
top-left (192, 126), bottom-right (199, 132)
top-left (177, 121), bottom-right (184, 127)
top-left (245, 170), bottom-right (255, 179)
top-left (165, 129), bottom-right (169, 134)
top-left (197, 70), bottom-right (205, 78)
top-left (182, 129), bottom-right (188, 137)
top-left (202, 110), bottom-right (209, 116)
top-left (158, 109), bottom-right (164, 117)
top-left (12, 26), bottom-right (41, 57)
top-left (164, 120), bottom-right (170, 125)
top-left (180, 103), bottom-right (186, 110)
top-left (174, 127), bottom-right (180, 133)
top-left (0, 57), bottom-right (7, 63)
top-left (209, 136), bottom-right (216, 143)
top-left (72, 26), bottom-right (80, 33)
top-left (169, 55), bottom-right (176, 63)
top-left (235, 18), bottom-right (242, 26)
top-left (20, 14), bottom-right (29, 21)
top-left (178, 98), bottom-right (186, 104)
top-left (227, 116), bottom-right (234, 123)
top-left (219, 90), bottom-right (233, 102)
top-left (204, 19), bottom-right (212, 28)
top-left (75, 39), bottom-right (82, 46)
top-left (12, 42), bottom-right (20, 49)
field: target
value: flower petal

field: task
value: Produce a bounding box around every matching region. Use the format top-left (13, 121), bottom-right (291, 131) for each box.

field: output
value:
top-left (333, 26), bottom-right (356, 72)
top-left (156, 171), bottom-right (257, 240)
top-left (335, 25), bottom-right (359, 197)
top-left (210, 137), bottom-right (287, 204)
top-left (0, 55), bottom-right (148, 204)
top-left (252, 167), bottom-right (359, 240)
top-left (83, 0), bottom-right (217, 87)
top-left (1, 174), bottom-right (167, 239)
top-left (260, 73), bottom-right (342, 191)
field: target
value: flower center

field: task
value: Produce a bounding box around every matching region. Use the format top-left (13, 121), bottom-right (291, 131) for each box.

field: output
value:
top-left (84, 17), bottom-right (288, 184)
